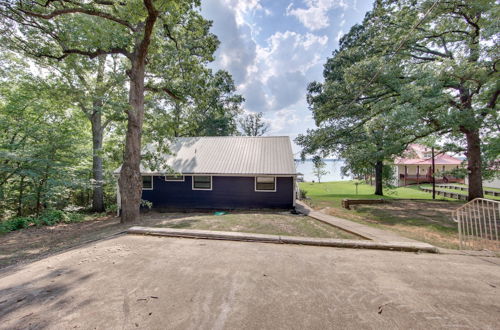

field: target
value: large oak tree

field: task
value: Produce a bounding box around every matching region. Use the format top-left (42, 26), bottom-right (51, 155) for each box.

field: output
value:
top-left (0, 0), bottom-right (219, 221)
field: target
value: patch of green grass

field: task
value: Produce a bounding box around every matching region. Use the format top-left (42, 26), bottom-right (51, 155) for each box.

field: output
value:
top-left (298, 181), bottom-right (467, 249)
top-left (299, 180), bottom-right (452, 208)
top-left (152, 212), bottom-right (360, 239)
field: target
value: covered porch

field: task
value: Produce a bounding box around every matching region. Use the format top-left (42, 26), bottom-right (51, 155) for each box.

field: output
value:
top-left (397, 164), bottom-right (464, 186)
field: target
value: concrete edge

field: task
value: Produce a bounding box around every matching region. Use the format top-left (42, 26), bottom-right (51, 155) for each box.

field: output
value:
top-left (306, 213), bottom-right (375, 240)
top-left (127, 226), bottom-right (439, 254)
top-left (294, 201), bottom-right (377, 240)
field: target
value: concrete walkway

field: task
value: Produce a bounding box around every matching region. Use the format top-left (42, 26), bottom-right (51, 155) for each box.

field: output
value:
top-left (295, 201), bottom-right (420, 243)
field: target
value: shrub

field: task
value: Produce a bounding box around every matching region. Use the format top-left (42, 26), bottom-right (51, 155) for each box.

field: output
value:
top-left (0, 209), bottom-right (88, 234)
top-left (299, 188), bottom-right (308, 200)
top-left (38, 209), bottom-right (67, 226)
top-left (0, 217), bottom-right (32, 233)
top-left (140, 199), bottom-right (153, 210)
top-left (65, 212), bottom-right (85, 223)
top-left (105, 204), bottom-right (118, 214)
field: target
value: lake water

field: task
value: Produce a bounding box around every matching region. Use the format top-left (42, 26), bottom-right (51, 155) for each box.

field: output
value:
top-left (295, 159), bottom-right (351, 182)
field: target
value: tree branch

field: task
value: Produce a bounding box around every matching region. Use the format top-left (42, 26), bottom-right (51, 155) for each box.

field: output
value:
top-left (39, 47), bottom-right (130, 60)
top-left (487, 88), bottom-right (499, 109)
top-left (17, 5), bottom-right (136, 31)
top-left (145, 85), bottom-right (182, 101)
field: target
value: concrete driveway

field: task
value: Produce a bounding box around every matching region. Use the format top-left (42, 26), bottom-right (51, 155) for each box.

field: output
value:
top-left (0, 235), bottom-right (499, 330)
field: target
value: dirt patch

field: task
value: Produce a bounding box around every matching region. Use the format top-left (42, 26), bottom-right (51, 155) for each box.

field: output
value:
top-left (0, 211), bottom-right (359, 269)
top-left (0, 213), bottom-right (188, 269)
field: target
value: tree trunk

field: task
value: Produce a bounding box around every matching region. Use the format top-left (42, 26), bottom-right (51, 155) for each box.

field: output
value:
top-left (35, 176), bottom-right (46, 217)
top-left (90, 55), bottom-right (106, 212)
top-left (118, 4), bottom-right (158, 223)
top-left (374, 160), bottom-right (383, 196)
top-left (464, 128), bottom-right (483, 200)
top-left (119, 58), bottom-right (146, 223)
top-left (17, 176), bottom-right (25, 216)
top-left (91, 112), bottom-right (105, 212)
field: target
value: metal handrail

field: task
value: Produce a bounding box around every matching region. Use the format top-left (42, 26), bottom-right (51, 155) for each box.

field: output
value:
top-left (452, 198), bottom-right (500, 250)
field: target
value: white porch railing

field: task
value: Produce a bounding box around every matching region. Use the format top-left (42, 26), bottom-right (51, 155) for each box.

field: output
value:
top-left (452, 198), bottom-right (500, 251)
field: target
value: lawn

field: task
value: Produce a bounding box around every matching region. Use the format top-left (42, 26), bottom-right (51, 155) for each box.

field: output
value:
top-left (299, 181), bottom-right (464, 249)
top-left (300, 180), bottom-right (453, 209)
top-left (145, 211), bottom-right (360, 240)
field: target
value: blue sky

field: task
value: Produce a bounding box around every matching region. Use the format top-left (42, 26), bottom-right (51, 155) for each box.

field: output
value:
top-left (201, 0), bottom-right (374, 154)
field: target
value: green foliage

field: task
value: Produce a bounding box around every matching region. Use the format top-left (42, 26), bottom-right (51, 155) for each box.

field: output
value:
top-left (105, 204), bottom-right (118, 214)
top-left (140, 199), bottom-right (153, 210)
top-left (0, 209), bottom-right (85, 234)
top-left (0, 1), bottom-right (243, 218)
top-left (0, 216), bottom-right (31, 233)
top-left (297, 0), bottom-right (499, 199)
top-left (299, 188), bottom-right (308, 200)
top-left (37, 209), bottom-right (68, 226)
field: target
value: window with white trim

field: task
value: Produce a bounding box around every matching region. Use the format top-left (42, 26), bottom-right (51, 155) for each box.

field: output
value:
top-left (192, 176), bottom-right (212, 190)
top-left (165, 175), bottom-right (184, 182)
top-left (142, 176), bottom-right (153, 190)
top-left (255, 176), bottom-right (276, 192)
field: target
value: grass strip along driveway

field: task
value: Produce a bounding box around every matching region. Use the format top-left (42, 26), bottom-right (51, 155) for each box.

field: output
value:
top-left (1, 210), bottom-right (359, 269)
top-left (143, 211), bottom-right (360, 240)
top-left (299, 181), bottom-right (465, 249)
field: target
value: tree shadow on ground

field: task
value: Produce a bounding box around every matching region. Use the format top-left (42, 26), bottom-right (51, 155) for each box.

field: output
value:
top-left (353, 201), bottom-right (458, 233)
top-left (0, 267), bottom-right (94, 329)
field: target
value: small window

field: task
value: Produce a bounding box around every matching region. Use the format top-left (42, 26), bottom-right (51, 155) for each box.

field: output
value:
top-left (255, 176), bottom-right (276, 192)
top-left (192, 176), bottom-right (212, 190)
top-left (142, 176), bottom-right (153, 190)
top-left (165, 175), bottom-right (184, 182)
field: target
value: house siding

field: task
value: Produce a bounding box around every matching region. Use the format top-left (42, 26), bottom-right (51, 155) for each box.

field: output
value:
top-left (141, 175), bottom-right (294, 210)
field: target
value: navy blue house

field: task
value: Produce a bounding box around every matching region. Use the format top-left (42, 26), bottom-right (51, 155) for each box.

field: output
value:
top-left (116, 136), bottom-right (298, 211)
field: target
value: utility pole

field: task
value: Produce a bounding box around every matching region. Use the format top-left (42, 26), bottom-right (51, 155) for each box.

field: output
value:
top-left (431, 146), bottom-right (436, 200)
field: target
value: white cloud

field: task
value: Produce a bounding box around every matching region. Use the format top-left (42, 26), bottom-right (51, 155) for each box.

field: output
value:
top-left (226, 0), bottom-right (264, 26)
top-left (336, 29), bottom-right (344, 41)
top-left (286, 0), bottom-right (348, 31)
top-left (240, 30), bottom-right (328, 112)
top-left (202, 0), bottom-right (257, 83)
top-left (256, 31), bottom-right (328, 82)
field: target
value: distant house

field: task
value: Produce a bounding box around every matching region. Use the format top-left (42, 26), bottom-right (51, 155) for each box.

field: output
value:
top-left (115, 136), bottom-right (298, 211)
top-left (393, 144), bottom-right (464, 186)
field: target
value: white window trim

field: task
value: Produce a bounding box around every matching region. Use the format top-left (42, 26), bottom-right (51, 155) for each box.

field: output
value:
top-left (255, 176), bottom-right (277, 192)
top-left (192, 175), bottom-right (212, 191)
top-left (164, 175), bottom-right (185, 182)
top-left (142, 175), bottom-right (154, 190)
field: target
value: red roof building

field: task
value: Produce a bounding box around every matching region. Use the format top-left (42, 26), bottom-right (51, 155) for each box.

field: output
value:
top-left (393, 144), bottom-right (464, 186)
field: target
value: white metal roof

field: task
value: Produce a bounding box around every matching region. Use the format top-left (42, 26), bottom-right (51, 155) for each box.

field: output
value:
top-left (116, 136), bottom-right (298, 176)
